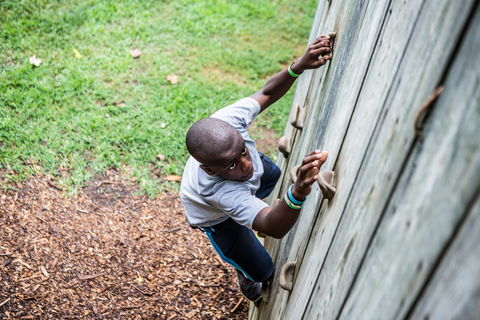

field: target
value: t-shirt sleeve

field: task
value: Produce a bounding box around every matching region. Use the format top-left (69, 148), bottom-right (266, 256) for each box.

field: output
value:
top-left (210, 97), bottom-right (261, 130)
top-left (205, 183), bottom-right (269, 229)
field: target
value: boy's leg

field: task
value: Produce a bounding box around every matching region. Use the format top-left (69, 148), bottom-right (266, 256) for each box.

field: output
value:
top-left (201, 218), bottom-right (274, 282)
top-left (256, 152), bottom-right (281, 200)
top-left (200, 218), bottom-right (274, 300)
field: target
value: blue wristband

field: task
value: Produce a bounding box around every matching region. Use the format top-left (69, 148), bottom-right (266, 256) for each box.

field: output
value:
top-left (288, 184), bottom-right (306, 205)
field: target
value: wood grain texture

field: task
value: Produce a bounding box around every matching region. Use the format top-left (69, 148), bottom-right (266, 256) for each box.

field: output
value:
top-left (282, 0), bottom-right (425, 317)
top-left (408, 195), bottom-right (480, 320)
top-left (250, 1), bottom-right (479, 319)
top-left (257, 0), bottom-right (396, 318)
top-left (337, 4), bottom-right (480, 319)
top-left (302, 0), bottom-right (476, 319)
top-left (260, 0), bottom-right (380, 318)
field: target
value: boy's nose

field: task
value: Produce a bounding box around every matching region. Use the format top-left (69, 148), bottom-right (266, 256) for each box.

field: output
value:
top-left (240, 157), bottom-right (251, 172)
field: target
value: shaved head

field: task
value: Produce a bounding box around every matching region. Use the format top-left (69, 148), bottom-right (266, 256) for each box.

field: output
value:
top-left (186, 118), bottom-right (241, 165)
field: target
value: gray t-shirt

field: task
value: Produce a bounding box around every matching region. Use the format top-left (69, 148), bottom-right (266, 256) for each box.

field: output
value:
top-left (180, 98), bottom-right (270, 229)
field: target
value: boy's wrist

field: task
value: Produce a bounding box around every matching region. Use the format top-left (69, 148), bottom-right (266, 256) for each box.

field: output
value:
top-left (290, 58), bottom-right (305, 75)
top-left (291, 184), bottom-right (307, 202)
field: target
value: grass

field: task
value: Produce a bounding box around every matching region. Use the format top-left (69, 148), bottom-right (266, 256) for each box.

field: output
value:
top-left (0, 0), bottom-right (317, 195)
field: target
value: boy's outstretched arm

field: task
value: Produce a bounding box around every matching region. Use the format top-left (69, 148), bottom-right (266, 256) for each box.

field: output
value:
top-left (252, 150), bottom-right (328, 239)
top-left (250, 35), bottom-right (332, 112)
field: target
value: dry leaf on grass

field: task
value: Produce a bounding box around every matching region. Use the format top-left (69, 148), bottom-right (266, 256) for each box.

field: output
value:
top-left (166, 75), bottom-right (178, 84)
top-left (157, 154), bottom-right (166, 161)
top-left (73, 48), bottom-right (82, 59)
top-left (113, 100), bottom-right (126, 107)
top-left (164, 175), bottom-right (182, 181)
top-left (29, 55), bottom-right (42, 66)
top-left (130, 48), bottom-right (142, 58)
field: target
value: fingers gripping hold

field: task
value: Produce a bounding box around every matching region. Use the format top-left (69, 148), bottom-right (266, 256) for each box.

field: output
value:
top-left (292, 151), bottom-right (328, 198)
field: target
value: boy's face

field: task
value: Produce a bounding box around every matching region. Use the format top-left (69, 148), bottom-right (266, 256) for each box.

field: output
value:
top-left (199, 132), bottom-right (254, 181)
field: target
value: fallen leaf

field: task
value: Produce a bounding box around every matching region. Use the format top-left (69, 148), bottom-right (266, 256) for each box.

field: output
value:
top-left (160, 123), bottom-right (167, 128)
top-left (164, 175), bottom-right (181, 181)
top-left (130, 48), bottom-right (142, 58)
top-left (157, 154), bottom-right (165, 161)
top-left (166, 75), bottom-right (178, 84)
top-left (113, 100), bottom-right (126, 107)
top-left (29, 55), bottom-right (42, 67)
top-left (73, 48), bottom-right (82, 59)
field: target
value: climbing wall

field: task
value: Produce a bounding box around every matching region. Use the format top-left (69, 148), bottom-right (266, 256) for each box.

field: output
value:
top-left (249, 0), bottom-right (480, 319)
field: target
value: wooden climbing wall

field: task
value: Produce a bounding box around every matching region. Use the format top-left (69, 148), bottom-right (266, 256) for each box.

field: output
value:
top-left (249, 0), bottom-right (480, 319)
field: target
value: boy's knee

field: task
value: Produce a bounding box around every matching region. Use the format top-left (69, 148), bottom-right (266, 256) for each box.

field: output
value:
top-left (272, 164), bottom-right (281, 180)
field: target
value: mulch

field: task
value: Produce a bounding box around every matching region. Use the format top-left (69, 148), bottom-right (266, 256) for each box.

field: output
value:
top-left (0, 169), bottom-right (249, 319)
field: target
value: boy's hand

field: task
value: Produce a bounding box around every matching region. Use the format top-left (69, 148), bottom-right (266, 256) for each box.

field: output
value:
top-left (253, 150), bottom-right (329, 238)
top-left (291, 150), bottom-right (328, 200)
top-left (290, 35), bottom-right (332, 74)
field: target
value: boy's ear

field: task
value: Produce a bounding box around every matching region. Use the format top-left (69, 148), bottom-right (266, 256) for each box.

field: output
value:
top-left (199, 164), bottom-right (216, 175)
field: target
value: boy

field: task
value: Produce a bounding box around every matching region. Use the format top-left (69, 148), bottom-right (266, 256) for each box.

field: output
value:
top-left (180, 34), bottom-right (331, 302)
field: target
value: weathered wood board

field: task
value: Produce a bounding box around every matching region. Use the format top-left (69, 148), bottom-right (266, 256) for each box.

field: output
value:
top-left (408, 195), bottom-right (480, 320)
top-left (281, 0), bottom-right (434, 317)
top-left (250, 0), bottom-right (480, 319)
top-left (302, 0), bottom-right (477, 319)
top-left (336, 4), bottom-right (480, 319)
top-left (259, 0), bottom-right (329, 271)
top-left (255, 0), bottom-right (393, 318)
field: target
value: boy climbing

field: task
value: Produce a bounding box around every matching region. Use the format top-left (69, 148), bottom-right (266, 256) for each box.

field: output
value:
top-left (180, 34), bottom-right (332, 302)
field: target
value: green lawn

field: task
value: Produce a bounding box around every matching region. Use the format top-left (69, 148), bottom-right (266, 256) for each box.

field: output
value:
top-left (0, 0), bottom-right (317, 195)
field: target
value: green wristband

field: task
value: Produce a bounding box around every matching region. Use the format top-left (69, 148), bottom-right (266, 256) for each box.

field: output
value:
top-left (284, 193), bottom-right (302, 210)
top-left (288, 62), bottom-right (302, 77)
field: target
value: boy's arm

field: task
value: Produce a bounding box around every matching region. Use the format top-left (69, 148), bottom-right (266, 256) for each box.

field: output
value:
top-left (252, 150), bottom-right (328, 239)
top-left (250, 35), bottom-right (332, 112)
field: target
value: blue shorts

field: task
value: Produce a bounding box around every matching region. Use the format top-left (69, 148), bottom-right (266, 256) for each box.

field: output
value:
top-left (200, 153), bottom-right (281, 282)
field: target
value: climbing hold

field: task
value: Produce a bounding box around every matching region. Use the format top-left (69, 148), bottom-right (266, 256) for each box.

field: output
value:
top-left (279, 261), bottom-right (296, 292)
top-left (278, 137), bottom-right (291, 158)
top-left (326, 32), bottom-right (336, 60)
top-left (317, 171), bottom-right (336, 200)
top-left (290, 104), bottom-right (305, 129)
top-left (290, 165), bottom-right (301, 183)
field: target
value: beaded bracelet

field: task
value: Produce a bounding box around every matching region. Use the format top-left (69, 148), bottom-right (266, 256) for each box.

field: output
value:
top-left (284, 193), bottom-right (302, 210)
top-left (288, 185), bottom-right (306, 205)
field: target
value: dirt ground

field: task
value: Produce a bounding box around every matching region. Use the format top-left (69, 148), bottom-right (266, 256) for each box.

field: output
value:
top-left (0, 169), bottom-right (251, 319)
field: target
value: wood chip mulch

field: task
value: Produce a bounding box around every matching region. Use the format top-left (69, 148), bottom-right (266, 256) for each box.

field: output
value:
top-left (0, 170), bottom-right (249, 319)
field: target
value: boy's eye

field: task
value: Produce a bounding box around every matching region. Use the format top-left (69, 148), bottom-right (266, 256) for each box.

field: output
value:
top-left (242, 147), bottom-right (247, 155)
top-left (229, 162), bottom-right (236, 170)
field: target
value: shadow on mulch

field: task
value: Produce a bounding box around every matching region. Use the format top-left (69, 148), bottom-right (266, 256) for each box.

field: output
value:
top-left (0, 170), bottom-right (250, 319)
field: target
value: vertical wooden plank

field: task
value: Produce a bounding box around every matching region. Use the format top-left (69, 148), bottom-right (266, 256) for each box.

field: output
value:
top-left (255, 0), bottom-right (375, 318)
top-left (249, 3), bottom-right (331, 320)
top-left (408, 196), bottom-right (480, 320)
top-left (337, 4), bottom-right (480, 319)
top-left (301, 0), bottom-right (476, 319)
top-left (260, 0), bottom-right (330, 262)
top-left (282, 0), bottom-right (434, 317)
top-left (280, 0), bottom-right (391, 276)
